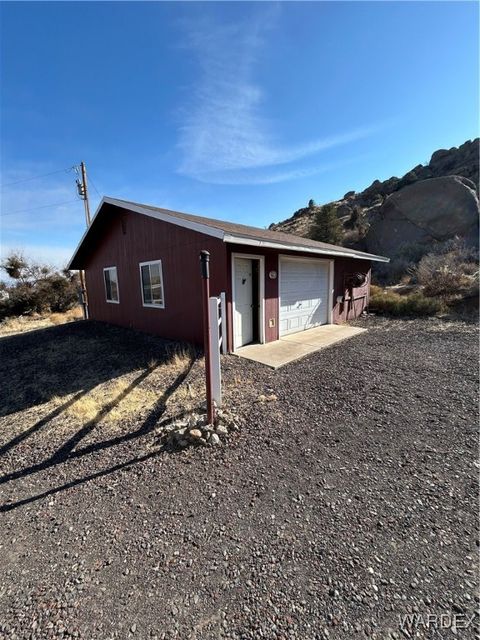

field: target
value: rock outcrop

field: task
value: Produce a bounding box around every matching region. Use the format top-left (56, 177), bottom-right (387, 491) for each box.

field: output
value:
top-left (269, 139), bottom-right (479, 256)
top-left (365, 176), bottom-right (479, 255)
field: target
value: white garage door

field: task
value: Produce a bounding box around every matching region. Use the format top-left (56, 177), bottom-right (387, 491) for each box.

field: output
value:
top-left (279, 257), bottom-right (330, 336)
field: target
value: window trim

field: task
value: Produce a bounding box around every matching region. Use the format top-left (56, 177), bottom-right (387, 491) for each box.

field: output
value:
top-left (103, 266), bottom-right (120, 304)
top-left (139, 260), bottom-right (165, 309)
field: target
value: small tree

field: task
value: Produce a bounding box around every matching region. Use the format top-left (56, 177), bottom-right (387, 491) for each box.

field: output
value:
top-left (0, 252), bottom-right (79, 318)
top-left (345, 206), bottom-right (361, 230)
top-left (308, 198), bottom-right (316, 209)
top-left (310, 204), bottom-right (343, 245)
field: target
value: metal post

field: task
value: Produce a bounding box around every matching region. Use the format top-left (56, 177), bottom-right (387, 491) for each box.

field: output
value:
top-left (200, 250), bottom-right (214, 424)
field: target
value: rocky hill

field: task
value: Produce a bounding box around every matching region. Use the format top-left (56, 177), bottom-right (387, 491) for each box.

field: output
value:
top-left (269, 138), bottom-right (479, 257)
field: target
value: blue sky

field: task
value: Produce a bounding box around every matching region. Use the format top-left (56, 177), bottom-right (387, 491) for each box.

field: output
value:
top-left (1, 1), bottom-right (478, 268)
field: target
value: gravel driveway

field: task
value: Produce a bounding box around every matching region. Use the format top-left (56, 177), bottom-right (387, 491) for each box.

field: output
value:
top-left (0, 317), bottom-right (478, 639)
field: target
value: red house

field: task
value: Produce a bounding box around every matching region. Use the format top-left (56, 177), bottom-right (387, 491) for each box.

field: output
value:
top-left (68, 197), bottom-right (388, 353)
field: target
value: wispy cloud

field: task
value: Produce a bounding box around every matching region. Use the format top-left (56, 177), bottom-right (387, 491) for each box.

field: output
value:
top-left (194, 154), bottom-right (372, 186)
top-left (0, 168), bottom-right (99, 234)
top-left (177, 11), bottom-right (387, 185)
top-left (0, 166), bottom-right (102, 269)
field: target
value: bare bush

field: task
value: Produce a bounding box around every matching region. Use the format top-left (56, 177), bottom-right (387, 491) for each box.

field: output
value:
top-left (0, 252), bottom-right (79, 319)
top-left (414, 239), bottom-right (479, 299)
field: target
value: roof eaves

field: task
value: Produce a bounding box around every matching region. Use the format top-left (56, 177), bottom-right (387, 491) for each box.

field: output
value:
top-left (222, 233), bottom-right (390, 262)
top-left (67, 196), bottom-right (389, 269)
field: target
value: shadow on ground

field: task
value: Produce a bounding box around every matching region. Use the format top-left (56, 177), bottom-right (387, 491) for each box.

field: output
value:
top-left (0, 320), bottom-right (190, 417)
top-left (0, 320), bottom-right (199, 511)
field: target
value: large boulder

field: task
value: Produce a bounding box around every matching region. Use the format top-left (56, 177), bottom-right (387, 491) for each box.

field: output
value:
top-left (365, 175), bottom-right (479, 256)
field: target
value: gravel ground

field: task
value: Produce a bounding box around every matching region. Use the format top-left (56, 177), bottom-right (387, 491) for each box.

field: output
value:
top-left (0, 317), bottom-right (478, 639)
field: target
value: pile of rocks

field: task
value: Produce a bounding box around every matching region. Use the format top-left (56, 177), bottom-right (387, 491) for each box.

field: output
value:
top-left (161, 407), bottom-right (239, 449)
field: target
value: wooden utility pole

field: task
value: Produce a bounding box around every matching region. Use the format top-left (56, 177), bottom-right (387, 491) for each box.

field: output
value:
top-left (76, 161), bottom-right (91, 319)
top-left (80, 161), bottom-right (91, 226)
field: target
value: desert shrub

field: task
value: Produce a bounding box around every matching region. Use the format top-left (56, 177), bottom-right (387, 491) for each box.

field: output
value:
top-left (414, 239), bottom-right (479, 299)
top-left (0, 252), bottom-right (80, 319)
top-left (36, 273), bottom-right (79, 312)
top-left (369, 287), bottom-right (445, 317)
top-left (345, 207), bottom-right (361, 230)
top-left (373, 241), bottom-right (435, 285)
top-left (396, 241), bottom-right (431, 263)
top-left (374, 238), bottom-right (479, 287)
top-left (374, 258), bottom-right (413, 285)
top-left (420, 265), bottom-right (471, 298)
top-left (3, 283), bottom-right (45, 316)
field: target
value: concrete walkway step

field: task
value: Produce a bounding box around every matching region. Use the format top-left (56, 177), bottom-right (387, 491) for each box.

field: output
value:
top-left (234, 324), bottom-right (366, 369)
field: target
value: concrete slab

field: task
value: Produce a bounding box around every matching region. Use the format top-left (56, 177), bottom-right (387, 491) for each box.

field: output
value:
top-left (234, 324), bottom-right (366, 369)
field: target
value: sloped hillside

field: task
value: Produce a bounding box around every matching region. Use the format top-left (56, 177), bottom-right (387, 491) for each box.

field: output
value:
top-left (269, 138), bottom-right (479, 257)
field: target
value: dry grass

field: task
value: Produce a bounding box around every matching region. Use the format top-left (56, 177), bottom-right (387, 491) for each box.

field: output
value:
top-left (167, 380), bottom-right (198, 404)
top-left (228, 373), bottom-right (255, 388)
top-left (369, 285), bottom-right (445, 317)
top-left (63, 344), bottom-right (196, 430)
top-left (49, 307), bottom-right (83, 325)
top-left (164, 354), bottom-right (202, 414)
top-left (0, 321), bottom-right (202, 463)
top-left (65, 377), bottom-right (159, 426)
top-left (0, 307), bottom-right (83, 336)
top-left (166, 344), bottom-right (196, 369)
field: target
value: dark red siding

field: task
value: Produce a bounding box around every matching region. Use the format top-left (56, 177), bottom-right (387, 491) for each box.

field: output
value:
top-left (83, 208), bottom-right (371, 351)
top-left (332, 257), bottom-right (372, 323)
top-left (224, 245), bottom-right (371, 351)
top-left (84, 208), bottom-right (228, 345)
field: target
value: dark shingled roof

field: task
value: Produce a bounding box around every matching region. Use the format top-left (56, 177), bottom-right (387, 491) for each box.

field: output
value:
top-left (68, 197), bottom-right (389, 269)
top-left (114, 198), bottom-right (388, 260)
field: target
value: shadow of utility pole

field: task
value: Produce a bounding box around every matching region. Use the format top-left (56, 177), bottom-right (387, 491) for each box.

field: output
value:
top-left (0, 356), bottom-right (196, 512)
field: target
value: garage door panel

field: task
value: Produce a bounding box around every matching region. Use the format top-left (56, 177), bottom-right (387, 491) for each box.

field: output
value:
top-left (279, 258), bottom-right (329, 336)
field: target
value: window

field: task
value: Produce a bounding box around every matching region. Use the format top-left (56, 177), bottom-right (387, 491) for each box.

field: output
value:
top-left (103, 267), bottom-right (119, 303)
top-left (139, 260), bottom-right (165, 308)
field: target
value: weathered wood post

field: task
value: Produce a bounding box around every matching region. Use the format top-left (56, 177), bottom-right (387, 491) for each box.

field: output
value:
top-left (199, 250), bottom-right (214, 424)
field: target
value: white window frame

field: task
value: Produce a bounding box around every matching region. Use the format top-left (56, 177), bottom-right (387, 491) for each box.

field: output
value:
top-left (139, 260), bottom-right (165, 309)
top-left (103, 266), bottom-right (120, 304)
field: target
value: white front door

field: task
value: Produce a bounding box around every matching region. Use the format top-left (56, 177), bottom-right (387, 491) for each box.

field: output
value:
top-left (279, 257), bottom-right (330, 336)
top-left (234, 258), bottom-right (254, 347)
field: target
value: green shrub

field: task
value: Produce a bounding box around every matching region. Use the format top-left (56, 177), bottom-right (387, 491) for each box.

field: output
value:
top-left (310, 203), bottom-right (343, 245)
top-left (369, 287), bottom-right (445, 317)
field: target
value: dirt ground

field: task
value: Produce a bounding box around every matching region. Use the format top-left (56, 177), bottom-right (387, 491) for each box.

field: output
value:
top-left (0, 317), bottom-right (478, 639)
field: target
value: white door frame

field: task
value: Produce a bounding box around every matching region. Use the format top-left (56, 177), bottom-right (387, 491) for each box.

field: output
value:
top-left (278, 255), bottom-right (334, 332)
top-left (231, 253), bottom-right (265, 351)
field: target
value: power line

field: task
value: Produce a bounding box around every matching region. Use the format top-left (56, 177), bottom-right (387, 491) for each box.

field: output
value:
top-left (0, 199), bottom-right (80, 217)
top-left (88, 175), bottom-right (101, 197)
top-left (0, 166), bottom-right (76, 189)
